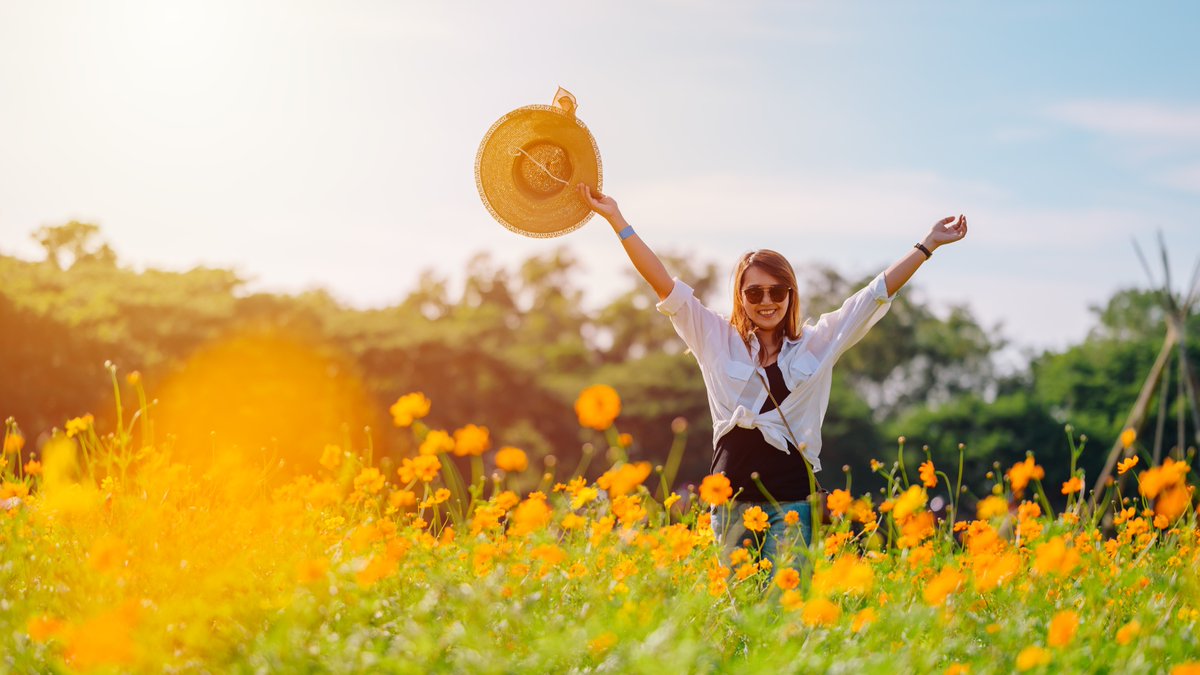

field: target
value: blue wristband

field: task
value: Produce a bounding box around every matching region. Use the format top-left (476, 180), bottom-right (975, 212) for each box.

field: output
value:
top-left (618, 225), bottom-right (636, 241)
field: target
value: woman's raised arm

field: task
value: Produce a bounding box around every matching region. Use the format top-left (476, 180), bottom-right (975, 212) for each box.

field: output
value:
top-left (883, 214), bottom-right (969, 297)
top-left (577, 183), bottom-right (675, 301)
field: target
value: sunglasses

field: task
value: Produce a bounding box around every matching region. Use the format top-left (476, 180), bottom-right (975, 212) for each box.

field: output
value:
top-left (742, 284), bottom-right (791, 304)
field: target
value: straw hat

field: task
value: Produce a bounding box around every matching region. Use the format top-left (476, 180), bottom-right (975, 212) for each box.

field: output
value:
top-left (475, 87), bottom-right (602, 238)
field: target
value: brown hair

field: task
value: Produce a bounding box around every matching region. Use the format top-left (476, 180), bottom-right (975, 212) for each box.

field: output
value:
top-left (730, 249), bottom-right (803, 343)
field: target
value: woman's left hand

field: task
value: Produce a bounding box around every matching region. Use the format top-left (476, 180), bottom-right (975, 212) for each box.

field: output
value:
top-left (924, 214), bottom-right (968, 251)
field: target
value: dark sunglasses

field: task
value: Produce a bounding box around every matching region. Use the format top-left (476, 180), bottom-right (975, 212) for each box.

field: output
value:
top-left (742, 284), bottom-right (791, 304)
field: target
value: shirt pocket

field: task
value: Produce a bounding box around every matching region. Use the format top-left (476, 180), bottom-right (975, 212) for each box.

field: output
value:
top-left (724, 360), bottom-right (757, 383)
top-left (785, 350), bottom-right (821, 384)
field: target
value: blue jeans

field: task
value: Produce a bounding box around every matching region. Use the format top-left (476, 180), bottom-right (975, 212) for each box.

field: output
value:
top-left (710, 500), bottom-right (812, 569)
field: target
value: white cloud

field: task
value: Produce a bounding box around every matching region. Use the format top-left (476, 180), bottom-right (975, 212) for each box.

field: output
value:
top-left (1157, 164), bottom-right (1200, 194)
top-left (1047, 100), bottom-right (1200, 144)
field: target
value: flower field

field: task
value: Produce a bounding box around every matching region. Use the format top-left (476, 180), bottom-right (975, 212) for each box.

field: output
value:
top-left (3, 370), bottom-right (1200, 673)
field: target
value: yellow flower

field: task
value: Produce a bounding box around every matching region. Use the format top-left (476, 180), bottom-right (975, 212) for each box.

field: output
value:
top-left (663, 493), bottom-right (681, 509)
top-left (588, 632), bottom-right (617, 656)
top-left (397, 455), bottom-right (441, 483)
top-left (944, 665), bottom-right (969, 675)
top-left (319, 444), bottom-right (342, 470)
top-left (699, 473), bottom-right (733, 507)
top-left (452, 424), bottom-right (490, 457)
top-left (574, 384), bottom-right (621, 431)
top-left (977, 495), bottom-right (1008, 520)
top-left (870, 459), bottom-right (884, 472)
top-left (919, 460), bottom-right (937, 488)
top-left (494, 446), bottom-right (528, 473)
top-left (65, 414), bottom-right (94, 439)
top-left (812, 555), bottom-right (875, 596)
top-left (24, 460), bottom-right (42, 476)
top-left (419, 430), bottom-right (455, 456)
top-left (1120, 427), bottom-right (1137, 449)
top-left (389, 392), bottom-right (431, 428)
top-left (743, 505), bottom-right (769, 533)
top-left (1015, 646), bottom-right (1051, 671)
top-left (1048, 610), bottom-right (1078, 647)
top-left (1061, 476), bottom-right (1083, 495)
top-left (780, 589), bottom-right (803, 611)
top-left (1117, 456), bottom-right (1139, 475)
top-left (784, 509), bottom-right (801, 526)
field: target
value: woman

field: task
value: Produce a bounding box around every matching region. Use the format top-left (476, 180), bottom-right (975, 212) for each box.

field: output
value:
top-left (576, 182), bottom-right (968, 564)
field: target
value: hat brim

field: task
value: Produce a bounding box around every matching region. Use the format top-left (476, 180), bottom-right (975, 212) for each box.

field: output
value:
top-left (475, 104), bottom-right (602, 238)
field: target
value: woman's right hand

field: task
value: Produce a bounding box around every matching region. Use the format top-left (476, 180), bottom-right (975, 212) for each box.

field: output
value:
top-left (577, 183), bottom-right (624, 226)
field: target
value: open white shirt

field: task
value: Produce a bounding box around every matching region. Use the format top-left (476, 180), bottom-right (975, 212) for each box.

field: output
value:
top-left (655, 272), bottom-right (896, 474)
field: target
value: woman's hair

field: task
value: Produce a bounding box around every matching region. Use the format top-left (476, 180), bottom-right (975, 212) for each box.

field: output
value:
top-left (729, 249), bottom-right (803, 343)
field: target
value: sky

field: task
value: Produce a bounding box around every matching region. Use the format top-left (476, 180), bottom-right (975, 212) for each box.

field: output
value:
top-left (2, 0), bottom-right (1198, 367)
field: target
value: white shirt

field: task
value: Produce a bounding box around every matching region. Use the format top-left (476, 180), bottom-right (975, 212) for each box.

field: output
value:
top-left (655, 272), bottom-right (896, 474)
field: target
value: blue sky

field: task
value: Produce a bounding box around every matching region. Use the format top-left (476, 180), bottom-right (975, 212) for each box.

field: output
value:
top-left (1, 1), bottom-right (1197, 364)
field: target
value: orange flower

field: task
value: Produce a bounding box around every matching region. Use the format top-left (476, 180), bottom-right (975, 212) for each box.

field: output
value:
top-left (892, 485), bottom-right (927, 522)
top-left (389, 392), bottom-right (431, 428)
top-left (784, 510), bottom-right (801, 526)
top-left (1118, 456), bottom-right (1139, 475)
top-left (596, 462), bottom-right (651, 497)
top-left (1015, 646), bottom-right (1051, 671)
top-left (452, 424), bottom-right (490, 457)
top-left (1120, 427), bottom-right (1137, 449)
top-left (827, 489), bottom-right (852, 518)
top-left (977, 495), bottom-right (1009, 520)
top-left (923, 565), bottom-right (965, 606)
top-left (801, 597), bottom-right (841, 627)
top-left (494, 446), bottom-right (528, 473)
top-left (775, 567), bottom-right (801, 591)
top-left (1048, 610), bottom-right (1078, 647)
top-left (353, 467), bottom-right (386, 494)
top-left (397, 455), bottom-right (441, 483)
top-left (508, 493), bottom-right (553, 536)
top-left (24, 460), bottom-right (42, 476)
top-left (743, 505), bottom-right (769, 532)
top-left (1007, 456), bottom-right (1045, 495)
top-left (1061, 476), bottom-right (1083, 495)
top-left (919, 460), bottom-right (937, 488)
top-left (418, 430), bottom-right (455, 456)
top-left (1115, 620), bottom-right (1140, 646)
top-left (851, 607), bottom-right (877, 633)
top-left (296, 557), bottom-right (329, 584)
top-left (699, 474), bottom-right (733, 507)
top-left (319, 444), bottom-right (342, 470)
top-left (1032, 536), bottom-right (1080, 577)
top-left (3, 432), bottom-right (23, 454)
top-left (574, 385), bottom-right (621, 430)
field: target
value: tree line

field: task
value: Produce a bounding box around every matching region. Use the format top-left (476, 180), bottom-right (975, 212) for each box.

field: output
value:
top-left (2, 221), bottom-right (1195, 503)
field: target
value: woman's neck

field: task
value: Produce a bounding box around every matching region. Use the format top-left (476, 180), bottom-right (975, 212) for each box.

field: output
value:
top-left (756, 329), bottom-right (782, 365)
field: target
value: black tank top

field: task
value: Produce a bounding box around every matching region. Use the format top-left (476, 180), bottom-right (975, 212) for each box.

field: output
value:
top-left (712, 361), bottom-right (814, 502)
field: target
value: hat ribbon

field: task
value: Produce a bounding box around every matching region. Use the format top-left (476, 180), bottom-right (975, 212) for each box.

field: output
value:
top-left (508, 147), bottom-right (571, 186)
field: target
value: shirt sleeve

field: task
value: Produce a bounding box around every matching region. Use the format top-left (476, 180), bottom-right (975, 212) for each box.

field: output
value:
top-left (804, 271), bottom-right (896, 362)
top-left (656, 277), bottom-right (729, 361)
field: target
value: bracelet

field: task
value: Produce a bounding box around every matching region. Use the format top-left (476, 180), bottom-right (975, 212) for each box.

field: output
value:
top-left (618, 225), bottom-right (636, 241)
top-left (914, 242), bottom-right (932, 259)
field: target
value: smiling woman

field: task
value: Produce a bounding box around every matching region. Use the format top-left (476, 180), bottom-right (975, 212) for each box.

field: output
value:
top-left (577, 181), bottom-right (968, 567)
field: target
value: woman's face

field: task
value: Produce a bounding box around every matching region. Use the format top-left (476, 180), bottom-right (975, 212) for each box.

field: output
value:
top-left (739, 265), bottom-right (791, 334)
